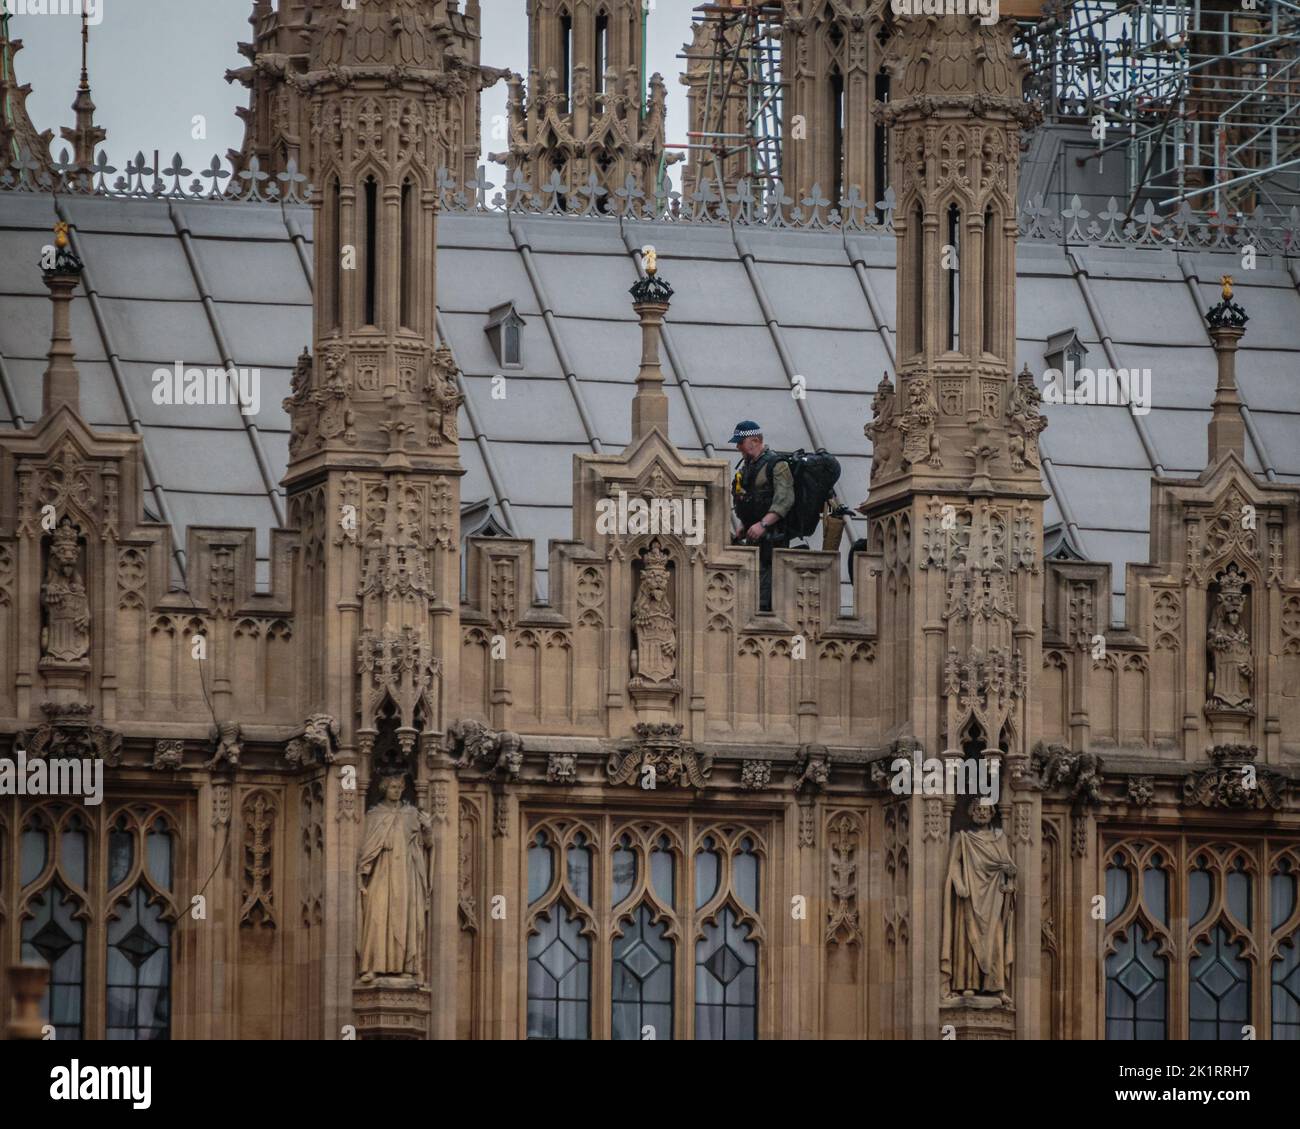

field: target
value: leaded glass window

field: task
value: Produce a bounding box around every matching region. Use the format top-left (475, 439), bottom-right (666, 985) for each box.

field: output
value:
top-left (1104, 852), bottom-right (1168, 1040)
top-left (1272, 861), bottom-right (1300, 1040)
top-left (9, 803), bottom-right (179, 1040)
top-left (524, 817), bottom-right (767, 1039)
top-left (526, 826), bottom-right (592, 1040)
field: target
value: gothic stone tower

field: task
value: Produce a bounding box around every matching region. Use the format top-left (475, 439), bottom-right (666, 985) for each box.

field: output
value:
top-left (228, 0), bottom-right (492, 187)
top-left (497, 0), bottom-right (672, 201)
top-left (862, 11), bottom-right (1046, 1039)
top-left (280, 0), bottom-right (467, 1038)
top-left (781, 0), bottom-right (890, 209)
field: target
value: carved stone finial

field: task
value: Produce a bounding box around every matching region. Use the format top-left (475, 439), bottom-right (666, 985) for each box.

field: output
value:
top-left (45, 223), bottom-right (84, 277)
top-left (1206, 283), bottom-right (1249, 329)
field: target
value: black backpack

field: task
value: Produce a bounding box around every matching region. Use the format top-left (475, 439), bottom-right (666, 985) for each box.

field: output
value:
top-left (776, 449), bottom-right (842, 539)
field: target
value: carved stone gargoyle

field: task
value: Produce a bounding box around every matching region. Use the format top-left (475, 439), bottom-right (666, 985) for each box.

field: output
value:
top-left (792, 742), bottom-right (832, 793)
top-left (285, 714), bottom-right (340, 767)
top-left (607, 722), bottom-right (711, 790)
top-left (1030, 741), bottom-right (1104, 808)
top-left (445, 719), bottom-right (523, 782)
top-left (206, 721), bottom-right (242, 771)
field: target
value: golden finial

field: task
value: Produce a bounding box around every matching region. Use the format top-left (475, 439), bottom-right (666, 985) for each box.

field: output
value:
top-left (54, 222), bottom-right (69, 249)
top-left (643, 245), bottom-right (657, 276)
top-left (1221, 275), bottom-right (1233, 300)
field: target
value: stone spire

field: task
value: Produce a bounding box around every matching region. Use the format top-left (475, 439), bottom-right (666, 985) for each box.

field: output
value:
top-left (781, 0), bottom-right (889, 208)
top-left (227, 0), bottom-right (497, 185)
top-left (41, 222), bottom-right (84, 418)
top-left (628, 247), bottom-right (672, 441)
top-left (1205, 274), bottom-right (1249, 464)
top-left (494, 0), bottom-right (676, 203)
top-left (0, 13), bottom-right (55, 181)
top-left (864, 13), bottom-right (1043, 507)
top-left (59, 8), bottom-right (106, 179)
top-left (278, 0), bottom-right (468, 1040)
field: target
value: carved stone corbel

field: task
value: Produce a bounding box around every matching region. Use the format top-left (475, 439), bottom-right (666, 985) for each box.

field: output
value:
top-left (606, 722), bottom-right (710, 790)
top-left (1183, 745), bottom-right (1285, 810)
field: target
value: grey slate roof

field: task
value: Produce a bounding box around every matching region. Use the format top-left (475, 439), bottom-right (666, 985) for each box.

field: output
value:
top-left (2, 189), bottom-right (1298, 623)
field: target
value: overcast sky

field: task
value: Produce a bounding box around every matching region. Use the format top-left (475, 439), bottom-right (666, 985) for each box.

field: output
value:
top-left (7, 0), bottom-right (697, 187)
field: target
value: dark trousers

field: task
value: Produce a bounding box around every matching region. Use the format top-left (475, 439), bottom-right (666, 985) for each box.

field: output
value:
top-left (758, 536), bottom-right (789, 611)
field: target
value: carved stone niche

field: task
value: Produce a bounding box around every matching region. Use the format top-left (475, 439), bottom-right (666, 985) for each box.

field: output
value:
top-left (1205, 563), bottom-right (1255, 742)
top-left (628, 537), bottom-right (680, 717)
top-left (39, 518), bottom-right (91, 672)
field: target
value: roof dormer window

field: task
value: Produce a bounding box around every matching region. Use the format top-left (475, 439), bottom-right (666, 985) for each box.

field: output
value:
top-left (486, 301), bottom-right (526, 369)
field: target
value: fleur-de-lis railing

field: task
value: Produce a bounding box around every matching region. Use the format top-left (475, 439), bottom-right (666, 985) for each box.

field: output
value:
top-left (3, 146), bottom-right (1296, 254)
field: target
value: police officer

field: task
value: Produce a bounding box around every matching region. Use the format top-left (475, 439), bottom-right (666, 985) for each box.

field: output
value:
top-left (729, 420), bottom-right (793, 610)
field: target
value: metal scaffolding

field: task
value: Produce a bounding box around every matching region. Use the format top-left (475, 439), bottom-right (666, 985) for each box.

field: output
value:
top-left (1018, 0), bottom-right (1300, 218)
top-left (678, 2), bottom-right (786, 202)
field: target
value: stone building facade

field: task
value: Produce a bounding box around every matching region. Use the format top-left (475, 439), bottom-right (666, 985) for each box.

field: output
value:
top-left (0, 1), bottom-right (1298, 1042)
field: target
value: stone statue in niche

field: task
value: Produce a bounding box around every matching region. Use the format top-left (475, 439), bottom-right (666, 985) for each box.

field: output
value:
top-left (40, 519), bottom-right (90, 666)
top-left (1206, 563), bottom-right (1253, 713)
top-left (630, 538), bottom-right (677, 684)
top-left (941, 798), bottom-right (1016, 1005)
top-left (357, 770), bottom-right (433, 984)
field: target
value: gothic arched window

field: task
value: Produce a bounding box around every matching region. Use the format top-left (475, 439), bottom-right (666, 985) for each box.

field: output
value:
top-left (106, 814), bottom-right (175, 1040)
top-left (522, 818), bottom-right (767, 1039)
top-left (362, 175), bottom-right (379, 327)
top-left (399, 178), bottom-right (415, 331)
top-left (526, 827), bottom-right (593, 1040)
top-left (1271, 855), bottom-right (1300, 1039)
top-left (694, 833), bottom-right (760, 1040)
top-left (611, 832), bottom-right (676, 1040)
top-left (595, 11), bottom-right (610, 102)
top-left (19, 810), bottom-right (88, 1040)
top-left (982, 205), bottom-right (1000, 358)
top-left (945, 203), bottom-right (961, 353)
top-left (910, 203), bottom-right (924, 356)
top-left (1189, 853), bottom-right (1253, 1040)
top-left (1104, 850), bottom-right (1169, 1040)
